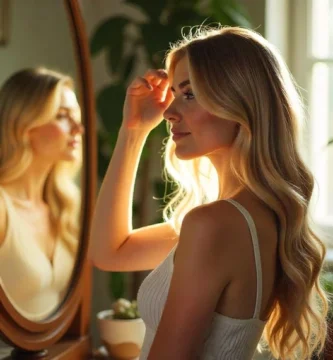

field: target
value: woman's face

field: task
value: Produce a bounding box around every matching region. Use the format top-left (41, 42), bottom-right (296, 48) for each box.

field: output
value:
top-left (29, 86), bottom-right (84, 163)
top-left (163, 55), bottom-right (239, 160)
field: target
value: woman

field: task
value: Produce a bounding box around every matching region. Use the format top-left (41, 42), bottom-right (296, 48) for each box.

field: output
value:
top-left (0, 67), bottom-right (84, 321)
top-left (90, 26), bottom-right (328, 359)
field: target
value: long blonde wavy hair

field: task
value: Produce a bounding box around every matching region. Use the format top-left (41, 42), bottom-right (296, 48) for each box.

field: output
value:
top-left (162, 26), bottom-right (329, 359)
top-left (0, 67), bottom-right (82, 254)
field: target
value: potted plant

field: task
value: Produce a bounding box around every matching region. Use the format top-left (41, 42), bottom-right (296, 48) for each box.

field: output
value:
top-left (97, 298), bottom-right (145, 360)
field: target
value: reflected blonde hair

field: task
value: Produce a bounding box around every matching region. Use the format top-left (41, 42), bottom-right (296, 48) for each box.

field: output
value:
top-left (0, 67), bottom-right (82, 254)
top-left (162, 26), bottom-right (328, 359)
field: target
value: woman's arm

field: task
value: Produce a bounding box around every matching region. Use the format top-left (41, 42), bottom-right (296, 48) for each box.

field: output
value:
top-left (89, 70), bottom-right (176, 271)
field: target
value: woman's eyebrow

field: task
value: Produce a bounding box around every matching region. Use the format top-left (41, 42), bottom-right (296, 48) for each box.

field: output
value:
top-left (58, 106), bottom-right (70, 112)
top-left (58, 105), bottom-right (79, 112)
top-left (170, 79), bottom-right (190, 92)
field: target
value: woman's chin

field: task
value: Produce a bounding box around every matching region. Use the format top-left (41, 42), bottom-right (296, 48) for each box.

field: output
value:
top-left (61, 153), bottom-right (79, 162)
top-left (175, 152), bottom-right (199, 161)
top-left (175, 148), bottom-right (203, 161)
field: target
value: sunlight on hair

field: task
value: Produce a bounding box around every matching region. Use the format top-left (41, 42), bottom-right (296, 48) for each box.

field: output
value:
top-left (161, 25), bottom-right (329, 360)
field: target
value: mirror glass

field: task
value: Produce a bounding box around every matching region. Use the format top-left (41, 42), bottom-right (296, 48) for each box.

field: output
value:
top-left (0, 0), bottom-right (83, 322)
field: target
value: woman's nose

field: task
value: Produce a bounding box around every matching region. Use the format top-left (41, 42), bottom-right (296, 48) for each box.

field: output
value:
top-left (71, 120), bottom-right (85, 135)
top-left (163, 104), bottom-right (180, 123)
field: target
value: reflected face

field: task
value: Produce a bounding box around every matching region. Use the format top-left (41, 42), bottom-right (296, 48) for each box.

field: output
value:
top-left (163, 55), bottom-right (239, 160)
top-left (29, 86), bottom-right (84, 162)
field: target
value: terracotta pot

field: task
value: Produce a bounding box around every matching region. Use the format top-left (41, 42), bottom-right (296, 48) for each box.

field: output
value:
top-left (97, 309), bottom-right (146, 360)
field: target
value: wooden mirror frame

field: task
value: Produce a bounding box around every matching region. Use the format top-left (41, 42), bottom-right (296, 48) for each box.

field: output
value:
top-left (0, 0), bottom-right (96, 358)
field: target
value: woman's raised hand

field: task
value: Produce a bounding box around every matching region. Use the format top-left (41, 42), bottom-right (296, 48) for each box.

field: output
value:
top-left (122, 69), bottom-right (174, 133)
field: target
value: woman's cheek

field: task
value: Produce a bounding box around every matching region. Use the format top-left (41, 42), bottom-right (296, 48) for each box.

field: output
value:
top-left (56, 121), bottom-right (71, 134)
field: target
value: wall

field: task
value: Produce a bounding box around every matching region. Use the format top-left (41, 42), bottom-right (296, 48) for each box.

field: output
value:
top-left (0, 0), bottom-right (77, 85)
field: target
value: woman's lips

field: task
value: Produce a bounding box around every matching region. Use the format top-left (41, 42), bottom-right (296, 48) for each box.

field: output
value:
top-left (172, 132), bottom-right (191, 141)
top-left (68, 140), bottom-right (80, 147)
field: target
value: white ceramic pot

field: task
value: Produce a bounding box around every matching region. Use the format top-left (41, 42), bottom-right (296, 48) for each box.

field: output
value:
top-left (97, 309), bottom-right (146, 360)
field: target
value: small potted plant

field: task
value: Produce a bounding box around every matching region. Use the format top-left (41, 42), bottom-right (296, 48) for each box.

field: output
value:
top-left (97, 298), bottom-right (146, 360)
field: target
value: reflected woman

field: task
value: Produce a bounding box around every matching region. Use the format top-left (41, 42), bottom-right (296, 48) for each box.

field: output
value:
top-left (0, 68), bottom-right (84, 321)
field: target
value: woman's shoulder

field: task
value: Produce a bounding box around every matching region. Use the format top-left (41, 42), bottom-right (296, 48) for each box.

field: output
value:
top-left (182, 194), bottom-right (277, 252)
top-left (184, 198), bottom-right (250, 232)
top-left (181, 200), bottom-right (251, 254)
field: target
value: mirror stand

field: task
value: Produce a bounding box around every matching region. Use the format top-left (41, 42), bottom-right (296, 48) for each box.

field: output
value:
top-left (10, 349), bottom-right (48, 359)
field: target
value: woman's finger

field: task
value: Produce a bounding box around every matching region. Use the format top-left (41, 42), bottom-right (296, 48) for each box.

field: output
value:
top-left (144, 69), bottom-right (168, 87)
top-left (161, 87), bottom-right (174, 107)
top-left (130, 77), bottom-right (153, 89)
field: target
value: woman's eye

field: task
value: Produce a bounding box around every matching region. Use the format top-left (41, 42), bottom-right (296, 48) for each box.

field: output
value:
top-left (183, 91), bottom-right (194, 100)
top-left (56, 113), bottom-right (68, 120)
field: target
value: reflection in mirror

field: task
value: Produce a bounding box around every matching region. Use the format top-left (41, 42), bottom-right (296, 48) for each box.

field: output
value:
top-left (0, 68), bottom-right (84, 322)
top-left (0, 0), bottom-right (83, 326)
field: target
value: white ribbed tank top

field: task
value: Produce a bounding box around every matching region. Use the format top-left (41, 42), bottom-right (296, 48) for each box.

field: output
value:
top-left (137, 199), bottom-right (267, 359)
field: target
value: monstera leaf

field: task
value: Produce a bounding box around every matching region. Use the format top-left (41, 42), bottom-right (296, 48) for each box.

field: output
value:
top-left (90, 17), bottom-right (130, 57)
top-left (126, 0), bottom-right (168, 20)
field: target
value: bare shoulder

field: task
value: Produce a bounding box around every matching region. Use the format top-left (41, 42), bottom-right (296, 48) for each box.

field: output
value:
top-left (177, 201), bottom-right (247, 267)
top-left (179, 196), bottom-right (277, 262)
top-left (0, 193), bottom-right (7, 247)
top-left (181, 200), bottom-right (249, 245)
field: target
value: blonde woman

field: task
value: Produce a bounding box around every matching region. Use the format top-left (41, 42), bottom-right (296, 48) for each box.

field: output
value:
top-left (0, 68), bottom-right (84, 321)
top-left (90, 26), bottom-right (328, 359)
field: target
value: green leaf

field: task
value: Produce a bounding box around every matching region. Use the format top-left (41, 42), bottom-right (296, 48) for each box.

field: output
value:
top-left (96, 84), bottom-right (126, 136)
top-left (150, 120), bottom-right (169, 138)
top-left (126, 0), bottom-right (168, 20)
top-left (141, 23), bottom-right (177, 67)
top-left (106, 39), bottom-right (125, 74)
top-left (97, 137), bottom-right (111, 180)
top-left (173, 0), bottom-right (201, 7)
top-left (209, 0), bottom-right (252, 27)
top-left (168, 8), bottom-right (208, 28)
top-left (154, 179), bottom-right (167, 200)
top-left (90, 17), bottom-right (130, 56)
top-left (123, 52), bottom-right (137, 82)
top-left (222, 4), bottom-right (252, 28)
top-left (110, 272), bottom-right (126, 299)
top-left (328, 139), bottom-right (333, 146)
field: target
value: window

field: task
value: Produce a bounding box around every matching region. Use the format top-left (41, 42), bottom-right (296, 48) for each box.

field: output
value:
top-left (307, 0), bottom-right (333, 232)
top-left (266, 0), bottom-right (333, 253)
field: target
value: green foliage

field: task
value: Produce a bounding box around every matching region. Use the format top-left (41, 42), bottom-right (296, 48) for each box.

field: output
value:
top-left (321, 271), bottom-right (333, 319)
top-left (90, 0), bottom-right (252, 301)
top-left (109, 272), bottom-right (126, 300)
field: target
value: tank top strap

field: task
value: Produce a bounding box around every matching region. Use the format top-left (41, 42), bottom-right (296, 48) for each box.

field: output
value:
top-left (224, 198), bottom-right (263, 319)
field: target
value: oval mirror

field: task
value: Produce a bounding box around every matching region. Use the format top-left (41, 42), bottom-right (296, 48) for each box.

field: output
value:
top-left (0, 0), bottom-right (96, 357)
top-left (0, 0), bottom-right (83, 323)
top-left (0, 0), bottom-right (97, 360)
